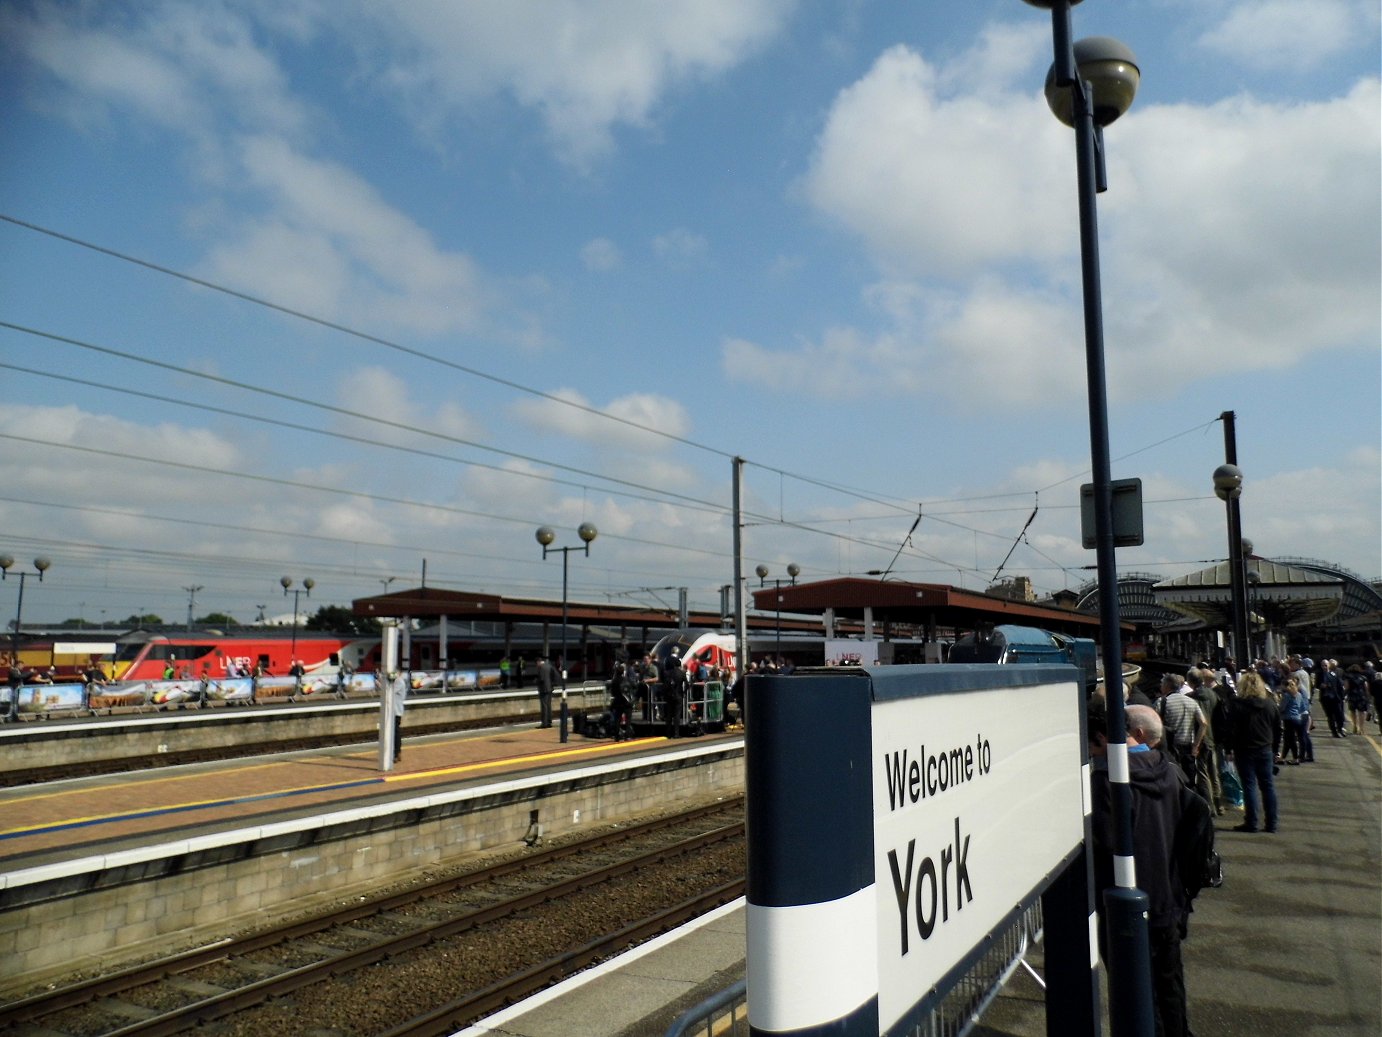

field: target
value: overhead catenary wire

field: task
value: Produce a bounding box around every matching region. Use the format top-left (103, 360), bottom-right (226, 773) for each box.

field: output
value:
top-left (0, 215), bottom-right (1242, 611)
top-left (0, 215), bottom-right (1219, 522)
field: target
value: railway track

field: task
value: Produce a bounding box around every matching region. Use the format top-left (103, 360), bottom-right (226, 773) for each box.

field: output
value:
top-left (1, 798), bottom-right (746, 1037)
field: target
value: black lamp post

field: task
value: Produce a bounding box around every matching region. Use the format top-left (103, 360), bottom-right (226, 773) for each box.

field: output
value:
top-left (536, 522), bottom-right (597, 742)
top-left (1246, 567), bottom-right (1261, 662)
top-left (1214, 457), bottom-right (1251, 673)
top-left (279, 576), bottom-right (315, 666)
top-left (1, 555), bottom-right (51, 721)
top-left (755, 563), bottom-right (799, 665)
top-left (1019, 3), bottom-right (1151, 1035)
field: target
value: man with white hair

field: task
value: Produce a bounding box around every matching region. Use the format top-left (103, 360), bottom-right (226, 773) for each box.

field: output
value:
top-left (1089, 700), bottom-right (1194, 1037)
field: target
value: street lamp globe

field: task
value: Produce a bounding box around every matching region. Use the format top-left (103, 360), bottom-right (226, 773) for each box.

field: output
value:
top-left (1045, 36), bottom-right (1140, 127)
top-left (280, 575), bottom-right (293, 591)
top-left (302, 578), bottom-right (315, 594)
top-left (787, 563), bottom-right (801, 582)
top-left (577, 522), bottom-right (598, 544)
top-left (755, 564), bottom-right (769, 581)
top-left (1213, 463), bottom-right (1244, 501)
top-left (0, 556), bottom-right (12, 573)
top-left (535, 526), bottom-right (556, 548)
top-left (33, 558), bottom-right (51, 575)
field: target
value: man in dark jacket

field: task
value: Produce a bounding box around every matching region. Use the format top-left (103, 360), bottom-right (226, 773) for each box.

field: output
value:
top-left (534, 656), bottom-right (557, 728)
top-left (1090, 700), bottom-right (1193, 1037)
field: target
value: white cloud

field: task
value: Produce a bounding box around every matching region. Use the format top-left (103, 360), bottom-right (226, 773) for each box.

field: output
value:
top-left (581, 237), bottom-right (622, 271)
top-left (333, 366), bottom-right (479, 445)
top-left (653, 227), bottom-right (710, 266)
top-left (2, 1), bottom-right (308, 139)
top-left (348, 0), bottom-right (797, 170)
top-left (511, 388), bottom-right (690, 449)
top-left (801, 44), bottom-right (1069, 279)
top-left (772, 42), bottom-right (1380, 405)
top-left (201, 136), bottom-right (492, 337)
top-left (1107, 79), bottom-right (1381, 384)
top-left (1198, 0), bottom-right (1376, 72)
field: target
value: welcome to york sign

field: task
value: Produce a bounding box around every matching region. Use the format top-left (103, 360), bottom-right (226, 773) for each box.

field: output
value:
top-left (745, 664), bottom-right (1086, 1037)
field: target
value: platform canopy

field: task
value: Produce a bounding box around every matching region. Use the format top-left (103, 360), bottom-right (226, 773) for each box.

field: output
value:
top-left (1153, 558), bottom-right (1344, 629)
top-left (749, 577), bottom-right (1107, 638)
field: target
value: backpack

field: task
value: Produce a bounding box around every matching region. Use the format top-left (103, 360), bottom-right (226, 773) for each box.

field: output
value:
top-left (1174, 784), bottom-right (1222, 900)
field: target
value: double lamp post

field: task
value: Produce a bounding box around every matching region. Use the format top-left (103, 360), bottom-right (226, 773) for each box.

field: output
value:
top-left (536, 522), bottom-right (597, 742)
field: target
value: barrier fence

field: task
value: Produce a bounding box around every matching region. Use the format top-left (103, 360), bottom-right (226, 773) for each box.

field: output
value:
top-left (1, 666), bottom-right (506, 720)
top-left (665, 901), bottom-right (1044, 1037)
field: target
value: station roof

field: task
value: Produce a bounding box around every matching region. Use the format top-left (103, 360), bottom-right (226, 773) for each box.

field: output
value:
top-left (351, 586), bottom-right (815, 634)
top-left (748, 577), bottom-right (1109, 636)
top-left (353, 578), bottom-right (1109, 638)
top-left (1154, 558), bottom-right (1345, 629)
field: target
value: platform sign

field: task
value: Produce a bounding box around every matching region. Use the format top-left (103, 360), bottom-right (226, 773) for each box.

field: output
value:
top-left (871, 673), bottom-right (1083, 1031)
top-left (745, 664), bottom-right (1088, 1037)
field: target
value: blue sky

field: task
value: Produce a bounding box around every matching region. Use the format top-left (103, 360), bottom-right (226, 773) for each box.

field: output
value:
top-left (1, 0), bottom-right (1378, 628)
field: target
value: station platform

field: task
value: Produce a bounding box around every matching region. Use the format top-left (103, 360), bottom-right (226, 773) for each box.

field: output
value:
top-left (0, 719), bottom-right (672, 867)
top-left (464, 728), bottom-right (1381, 1037)
top-left (0, 721), bottom-right (745, 993)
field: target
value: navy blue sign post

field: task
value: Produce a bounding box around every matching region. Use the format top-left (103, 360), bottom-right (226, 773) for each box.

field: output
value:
top-left (745, 664), bottom-right (1098, 1036)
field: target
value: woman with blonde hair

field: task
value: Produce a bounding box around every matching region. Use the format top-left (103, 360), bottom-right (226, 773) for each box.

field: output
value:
top-left (1229, 670), bottom-right (1282, 833)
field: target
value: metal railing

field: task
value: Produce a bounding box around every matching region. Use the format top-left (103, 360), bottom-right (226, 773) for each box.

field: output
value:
top-left (664, 902), bottom-right (1042, 1037)
top-left (663, 979), bottom-right (747, 1037)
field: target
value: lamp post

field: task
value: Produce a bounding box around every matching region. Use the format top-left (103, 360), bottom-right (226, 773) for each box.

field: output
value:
top-left (1, 555), bottom-right (51, 721)
top-left (1213, 463), bottom-right (1251, 671)
top-left (1019, 3), bottom-right (1150, 1035)
top-left (279, 576), bottom-right (315, 666)
top-left (536, 522), bottom-right (597, 743)
top-left (1246, 566), bottom-right (1262, 662)
top-left (755, 563), bottom-right (799, 666)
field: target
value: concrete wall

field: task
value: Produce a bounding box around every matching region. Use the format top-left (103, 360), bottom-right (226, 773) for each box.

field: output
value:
top-left (0, 743), bottom-right (743, 992)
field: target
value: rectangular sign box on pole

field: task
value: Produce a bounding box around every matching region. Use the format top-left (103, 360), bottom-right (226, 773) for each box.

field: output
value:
top-left (745, 664), bottom-right (1089, 1037)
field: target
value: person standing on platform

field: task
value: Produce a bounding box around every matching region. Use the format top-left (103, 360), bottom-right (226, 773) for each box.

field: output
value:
top-left (390, 669), bottom-right (409, 763)
top-left (1228, 670), bottom-right (1280, 833)
top-left (660, 650), bottom-right (685, 738)
top-left (1344, 664), bottom-right (1370, 735)
top-left (1317, 659), bottom-right (1347, 737)
top-left (534, 655), bottom-right (556, 728)
top-left (1365, 661), bottom-right (1382, 733)
top-left (514, 655), bottom-right (525, 689)
top-left (499, 655), bottom-right (511, 689)
top-left (1089, 700), bottom-right (1194, 1037)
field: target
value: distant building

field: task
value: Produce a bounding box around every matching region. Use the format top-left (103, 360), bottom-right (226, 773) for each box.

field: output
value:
top-left (987, 576), bottom-right (1035, 602)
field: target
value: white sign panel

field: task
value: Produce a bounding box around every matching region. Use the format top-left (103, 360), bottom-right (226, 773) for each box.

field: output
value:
top-left (871, 680), bottom-right (1083, 1031)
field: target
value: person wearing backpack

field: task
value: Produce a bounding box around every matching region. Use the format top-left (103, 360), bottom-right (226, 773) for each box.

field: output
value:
top-left (1088, 699), bottom-right (1195, 1037)
top-left (1157, 673), bottom-right (1208, 797)
top-left (1186, 669), bottom-right (1224, 815)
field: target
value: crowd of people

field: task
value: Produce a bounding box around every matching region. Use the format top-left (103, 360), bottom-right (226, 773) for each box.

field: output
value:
top-left (1089, 654), bottom-right (1381, 1035)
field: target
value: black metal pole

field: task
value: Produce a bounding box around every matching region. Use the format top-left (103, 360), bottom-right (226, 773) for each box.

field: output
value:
top-left (290, 589), bottom-right (299, 664)
top-left (1049, 4), bottom-right (1153, 1035)
top-left (8, 572), bottom-right (26, 721)
top-left (1221, 411), bottom-right (1251, 671)
top-left (559, 546), bottom-right (569, 742)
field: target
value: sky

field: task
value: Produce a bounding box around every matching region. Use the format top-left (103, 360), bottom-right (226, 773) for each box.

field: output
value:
top-left (1, 0), bottom-right (1378, 631)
